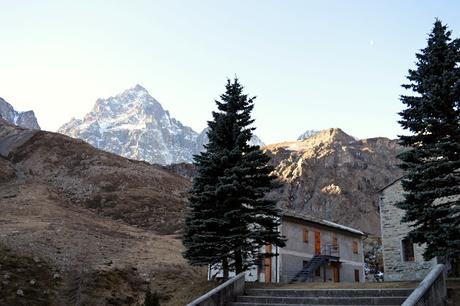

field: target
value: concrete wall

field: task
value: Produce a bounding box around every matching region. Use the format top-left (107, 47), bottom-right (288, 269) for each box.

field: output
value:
top-left (277, 218), bottom-right (364, 283)
top-left (401, 264), bottom-right (447, 306)
top-left (186, 272), bottom-right (245, 306)
top-left (379, 181), bottom-right (436, 281)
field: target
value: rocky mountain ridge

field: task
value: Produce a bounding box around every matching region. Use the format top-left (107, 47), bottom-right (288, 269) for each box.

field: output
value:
top-left (264, 128), bottom-right (404, 235)
top-left (0, 97), bottom-right (40, 129)
top-left (166, 128), bottom-right (403, 235)
top-left (58, 85), bottom-right (264, 165)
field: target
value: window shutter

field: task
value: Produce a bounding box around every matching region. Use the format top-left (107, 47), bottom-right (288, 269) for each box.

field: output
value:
top-left (303, 229), bottom-right (309, 243)
top-left (353, 241), bottom-right (359, 254)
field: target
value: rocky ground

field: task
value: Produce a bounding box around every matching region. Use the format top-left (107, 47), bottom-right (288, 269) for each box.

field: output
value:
top-left (0, 118), bottom-right (205, 305)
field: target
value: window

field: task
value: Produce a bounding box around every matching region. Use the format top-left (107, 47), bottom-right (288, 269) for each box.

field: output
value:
top-left (303, 260), bottom-right (309, 268)
top-left (354, 269), bottom-right (360, 282)
top-left (402, 238), bottom-right (415, 261)
top-left (303, 229), bottom-right (309, 243)
top-left (332, 235), bottom-right (338, 247)
top-left (353, 241), bottom-right (359, 254)
top-left (315, 267), bottom-right (321, 277)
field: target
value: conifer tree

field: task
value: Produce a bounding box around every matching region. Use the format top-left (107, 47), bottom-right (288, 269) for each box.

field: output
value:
top-left (397, 19), bottom-right (460, 262)
top-left (183, 78), bottom-right (285, 276)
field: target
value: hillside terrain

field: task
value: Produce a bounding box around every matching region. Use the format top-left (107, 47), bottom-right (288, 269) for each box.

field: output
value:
top-left (264, 128), bottom-right (404, 235)
top-left (0, 118), bottom-right (205, 305)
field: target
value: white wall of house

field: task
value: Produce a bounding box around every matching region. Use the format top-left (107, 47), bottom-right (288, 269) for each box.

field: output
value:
top-left (272, 216), bottom-right (365, 283)
top-left (207, 215), bottom-right (365, 283)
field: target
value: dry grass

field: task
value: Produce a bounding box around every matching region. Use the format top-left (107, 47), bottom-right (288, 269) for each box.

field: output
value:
top-left (0, 182), bottom-right (200, 305)
top-left (163, 275), bottom-right (222, 306)
top-left (0, 121), bottom-right (200, 305)
top-left (0, 246), bottom-right (60, 306)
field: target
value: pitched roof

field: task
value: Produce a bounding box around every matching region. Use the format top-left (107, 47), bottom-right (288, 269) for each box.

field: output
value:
top-left (282, 210), bottom-right (365, 236)
top-left (376, 177), bottom-right (403, 194)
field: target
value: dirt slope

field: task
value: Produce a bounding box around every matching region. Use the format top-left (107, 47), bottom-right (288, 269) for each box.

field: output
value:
top-left (0, 119), bottom-right (202, 306)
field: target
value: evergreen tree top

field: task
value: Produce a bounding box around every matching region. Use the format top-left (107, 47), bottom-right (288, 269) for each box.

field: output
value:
top-left (397, 19), bottom-right (460, 261)
top-left (399, 19), bottom-right (460, 146)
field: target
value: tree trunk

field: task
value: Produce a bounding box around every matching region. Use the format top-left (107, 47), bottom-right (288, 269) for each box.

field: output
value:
top-left (222, 257), bottom-right (229, 280)
top-left (235, 249), bottom-right (243, 274)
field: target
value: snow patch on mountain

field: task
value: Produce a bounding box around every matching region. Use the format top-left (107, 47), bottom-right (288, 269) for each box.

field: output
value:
top-left (58, 85), bottom-right (264, 165)
top-left (297, 129), bottom-right (320, 141)
top-left (0, 97), bottom-right (40, 130)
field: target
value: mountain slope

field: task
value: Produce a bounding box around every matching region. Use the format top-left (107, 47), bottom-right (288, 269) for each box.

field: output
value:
top-left (264, 128), bottom-right (404, 235)
top-left (58, 85), bottom-right (264, 165)
top-left (0, 97), bottom-right (40, 129)
top-left (0, 118), bottom-right (207, 305)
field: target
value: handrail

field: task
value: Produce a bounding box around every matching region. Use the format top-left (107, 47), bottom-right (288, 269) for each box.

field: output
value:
top-left (321, 243), bottom-right (340, 256)
top-left (401, 264), bottom-right (447, 306)
top-left (186, 272), bottom-right (245, 306)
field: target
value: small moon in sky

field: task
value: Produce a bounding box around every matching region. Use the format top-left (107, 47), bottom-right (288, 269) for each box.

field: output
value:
top-left (370, 40), bottom-right (375, 46)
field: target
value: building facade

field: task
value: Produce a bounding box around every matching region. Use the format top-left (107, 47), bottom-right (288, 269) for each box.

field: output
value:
top-left (379, 179), bottom-right (437, 281)
top-left (208, 212), bottom-right (366, 283)
top-left (260, 211), bottom-right (365, 283)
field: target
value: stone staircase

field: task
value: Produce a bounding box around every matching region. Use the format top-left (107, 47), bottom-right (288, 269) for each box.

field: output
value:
top-left (229, 288), bottom-right (413, 306)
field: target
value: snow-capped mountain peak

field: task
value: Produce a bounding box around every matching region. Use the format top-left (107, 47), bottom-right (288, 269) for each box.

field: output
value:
top-left (58, 85), bottom-right (265, 165)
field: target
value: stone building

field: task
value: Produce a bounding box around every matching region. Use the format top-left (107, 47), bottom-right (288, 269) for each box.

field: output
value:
top-left (379, 179), bottom-right (437, 281)
top-left (209, 211), bottom-right (366, 283)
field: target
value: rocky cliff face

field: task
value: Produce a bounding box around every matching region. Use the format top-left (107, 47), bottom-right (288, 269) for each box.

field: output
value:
top-left (0, 97), bottom-right (40, 129)
top-left (58, 85), bottom-right (264, 165)
top-left (264, 128), bottom-right (404, 235)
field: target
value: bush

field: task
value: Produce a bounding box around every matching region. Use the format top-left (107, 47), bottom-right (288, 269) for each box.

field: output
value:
top-left (142, 288), bottom-right (160, 306)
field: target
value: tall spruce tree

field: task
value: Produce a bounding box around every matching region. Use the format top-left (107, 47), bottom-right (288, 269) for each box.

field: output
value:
top-left (183, 78), bottom-right (285, 276)
top-left (397, 20), bottom-right (460, 262)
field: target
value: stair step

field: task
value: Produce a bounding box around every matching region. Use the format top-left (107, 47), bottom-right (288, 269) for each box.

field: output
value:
top-left (236, 296), bottom-right (407, 305)
top-left (230, 303), bottom-right (401, 306)
top-left (245, 288), bottom-right (413, 297)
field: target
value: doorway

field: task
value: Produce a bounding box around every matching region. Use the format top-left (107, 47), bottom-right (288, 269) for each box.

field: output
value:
top-left (264, 244), bottom-right (272, 283)
top-left (332, 263), bottom-right (340, 282)
top-left (314, 231), bottom-right (321, 255)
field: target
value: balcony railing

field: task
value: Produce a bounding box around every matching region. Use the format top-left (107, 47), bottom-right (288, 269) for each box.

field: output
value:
top-left (321, 243), bottom-right (340, 257)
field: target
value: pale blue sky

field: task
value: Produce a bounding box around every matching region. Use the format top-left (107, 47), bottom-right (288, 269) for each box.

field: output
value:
top-left (1, 1), bottom-right (459, 144)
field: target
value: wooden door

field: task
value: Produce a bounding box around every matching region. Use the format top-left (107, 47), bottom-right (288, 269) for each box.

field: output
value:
top-left (332, 263), bottom-right (340, 282)
top-left (354, 269), bottom-right (360, 282)
top-left (264, 244), bottom-right (272, 283)
top-left (314, 231), bottom-right (321, 255)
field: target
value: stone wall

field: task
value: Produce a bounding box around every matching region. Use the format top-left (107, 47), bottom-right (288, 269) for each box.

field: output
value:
top-left (379, 180), bottom-right (436, 281)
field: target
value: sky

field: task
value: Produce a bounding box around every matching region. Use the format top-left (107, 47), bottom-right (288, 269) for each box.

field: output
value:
top-left (1, 1), bottom-right (459, 144)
